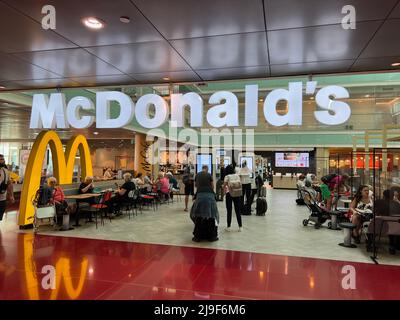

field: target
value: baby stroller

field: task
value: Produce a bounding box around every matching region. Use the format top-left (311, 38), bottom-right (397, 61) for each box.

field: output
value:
top-left (301, 189), bottom-right (348, 229)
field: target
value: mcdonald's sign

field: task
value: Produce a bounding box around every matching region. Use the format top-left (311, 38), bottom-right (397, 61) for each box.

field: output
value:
top-left (19, 131), bottom-right (93, 226)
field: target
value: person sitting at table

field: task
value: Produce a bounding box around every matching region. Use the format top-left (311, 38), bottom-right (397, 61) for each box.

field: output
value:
top-left (166, 172), bottom-right (179, 199)
top-left (143, 172), bottom-right (153, 193)
top-left (103, 167), bottom-right (114, 180)
top-left (390, 186), bottom-right (400, 204)
top-left (156, 172), bottom-right (170, 201)
top-left (79, 176), bottom-right (94, 197)
top-left (106, 172), bottom-right (136, 216)
top-left (349, 185), bottom-right (373, 244)
top-left (46, 177), bottom-right (76, 226)
top-left (134, 172), bottom-right (145, 188)
top-left (374, 189), bottom-right (400, 216)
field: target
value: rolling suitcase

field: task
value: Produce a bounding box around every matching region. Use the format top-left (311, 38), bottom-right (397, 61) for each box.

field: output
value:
top-left (256, 197), bottom-right (267, 216)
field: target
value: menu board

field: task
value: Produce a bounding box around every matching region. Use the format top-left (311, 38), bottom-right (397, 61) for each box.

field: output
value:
top-left (275, 152), bottom-right (309, 167)
top-left (196, 154), bottom-right (213, 174)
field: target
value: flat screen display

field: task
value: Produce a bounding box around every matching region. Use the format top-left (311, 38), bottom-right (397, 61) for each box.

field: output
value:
top-left (196, 154), bottom-right (213, 174)
top-left (275, 152), bottom-right (309, 168)
top-left (239, 156), bottom-right (254, 171)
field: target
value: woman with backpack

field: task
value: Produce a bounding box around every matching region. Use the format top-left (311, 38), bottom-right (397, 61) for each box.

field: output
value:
top-left (223, 164), bottom-right (243, 232)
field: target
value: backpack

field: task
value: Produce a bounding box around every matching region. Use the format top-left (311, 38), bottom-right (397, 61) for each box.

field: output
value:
top-left (228, 176), bottom-right (242, 198)
top-left (0, 168), bottom-right (7, 194)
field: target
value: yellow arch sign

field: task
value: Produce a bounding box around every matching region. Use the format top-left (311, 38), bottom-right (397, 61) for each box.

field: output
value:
top-left (19, 131), bottom-right (93, 226)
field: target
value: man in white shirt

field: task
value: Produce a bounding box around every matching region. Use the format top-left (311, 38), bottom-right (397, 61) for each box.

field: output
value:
top-left (0, 154), bottom-right (14, 221)
top-left (239, 161), bottom-right (252, 215)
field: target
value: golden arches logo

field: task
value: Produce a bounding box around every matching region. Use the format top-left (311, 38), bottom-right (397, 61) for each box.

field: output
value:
top-left (19, 131), bottom-right (93, 226)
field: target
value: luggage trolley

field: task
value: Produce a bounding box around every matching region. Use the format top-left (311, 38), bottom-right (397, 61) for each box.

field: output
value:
top-left (32, 193), bottom-right (57, 233)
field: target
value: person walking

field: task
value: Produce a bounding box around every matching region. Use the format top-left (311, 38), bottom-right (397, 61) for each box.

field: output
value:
top-left (183, 162), bottom-right (195, 211)
top-left (223, 165), bottom-right (243, 232)
top-left (239, 160), bottom-right (252, 215)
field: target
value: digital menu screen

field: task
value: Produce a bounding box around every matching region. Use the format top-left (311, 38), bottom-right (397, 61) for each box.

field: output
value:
top-left (275, 152), bottom-right (309, 167)
top-left (196, 154), bottom-right (213, 174)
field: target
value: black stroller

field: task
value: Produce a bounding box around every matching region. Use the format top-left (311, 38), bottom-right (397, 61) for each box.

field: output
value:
top-left (301, 189), bottom-right (348, 229)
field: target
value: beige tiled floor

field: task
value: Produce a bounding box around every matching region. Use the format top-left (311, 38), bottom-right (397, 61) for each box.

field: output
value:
top-left (3, 189), bottom-right (400, 265)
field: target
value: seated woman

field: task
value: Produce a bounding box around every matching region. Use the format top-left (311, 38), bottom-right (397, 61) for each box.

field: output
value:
top-left (47, 177), bottom-right (75, 223)
top-left (134, 172), bottom-right (145, 188)
top-left (349, 185), bottom-right (373, 244)
top-left (103, 167), bottom-right (114, 180)
top-left (106, 173), bottom-right (136, 216)
top-left (156, 173), bottom-right (170, 201)
top-left (190, 165), bottom-right (219, 242)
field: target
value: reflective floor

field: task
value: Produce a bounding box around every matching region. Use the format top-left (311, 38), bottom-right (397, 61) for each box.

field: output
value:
top-left (1, 232), bottom-right (400, 300)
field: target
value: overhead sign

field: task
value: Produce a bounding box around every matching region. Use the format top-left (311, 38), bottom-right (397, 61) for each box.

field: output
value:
top-left (29, 82), bottom-right (351, 130)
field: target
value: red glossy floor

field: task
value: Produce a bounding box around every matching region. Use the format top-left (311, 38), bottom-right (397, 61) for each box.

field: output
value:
top-left (1, 231), bottom-right (400, 300)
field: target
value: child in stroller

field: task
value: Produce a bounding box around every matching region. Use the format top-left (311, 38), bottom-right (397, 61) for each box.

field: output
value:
top-left (301, 188), bottom-right (349, 229)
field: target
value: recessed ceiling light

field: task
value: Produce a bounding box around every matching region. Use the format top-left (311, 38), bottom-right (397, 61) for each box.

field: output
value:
top-left (310, 97), bottom-right (314, 100)
top-left (391, 62), bottom-right (400, 67)
top-left (120, 16), bottom-right (130, 23)
top-left (93, 131), bottom-right (99, 135)
top-left (82, 17), bottom-right (105, 30)
top-left (365, 94), bottom-right (370, 98)
top-left (0, 86), bottom-right (5, 89)
top-left (163, 77), bottom-right (170, 81)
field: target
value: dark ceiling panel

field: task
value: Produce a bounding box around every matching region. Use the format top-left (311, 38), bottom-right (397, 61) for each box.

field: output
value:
top-left (86, 41), bottom-right (192, 74)
top-left (70, 75), bottom-right (138, 86)
top-left (270, 60), bottom-right (354, 76)
top-left (351, 57), bottom-right (400, 72)
top-left (0, 53), bottom-right (61, 81)
top-left (359, 19), bottom-right (400, 58)
top-left (265, 0), bottom-right (397, 30)
top-left (389, 2), bottom-right (400, 18)
top-left (171, 32), bottom-right (269, 70)
top-left (197, 66), bottom-right (269, 81)
top-left (4, 0), bottom-right (163, 47)
top-left (5, 78), bottom-right (81, 90)
top-left (268, 21), bottom-right (381, 64)
top-left (133, 0), bottom-right (265, 39)
top-left (15, 48), bottom-right (124, 77)
top-left (132, 71), bottom-right (201, 83)
top-left (0, 2), bottom-right (77, 53)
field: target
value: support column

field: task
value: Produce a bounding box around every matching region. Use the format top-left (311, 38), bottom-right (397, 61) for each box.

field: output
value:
top-left (364, 132), bottom-right (369, 185)
top-left (352, 136), bottom-right (357, 176)
top-left (134, 132), bottom-right (152, 176)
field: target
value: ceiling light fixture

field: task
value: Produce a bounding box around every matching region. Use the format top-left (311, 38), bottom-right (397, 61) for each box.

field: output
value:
top-left (0, 86), bottom-right (5, 89)
top-left (120, 16), bottom-right (130, 23)
top-left (82, 17), bottom-right (105, 30)
top-left (391, 62), bottom-right (400, 67)
top-left (365, 94), bottom-right (370, 98)
top-left (93, 131), bottom-right (99, 135)
top-left (163, 77), bottom-right (170, 81)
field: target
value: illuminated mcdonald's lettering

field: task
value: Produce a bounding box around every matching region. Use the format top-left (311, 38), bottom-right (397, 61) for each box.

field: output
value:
top-left (22, 233), bottom-right (88, 300)
top-left (19, 131), bottom-right (93, 226)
